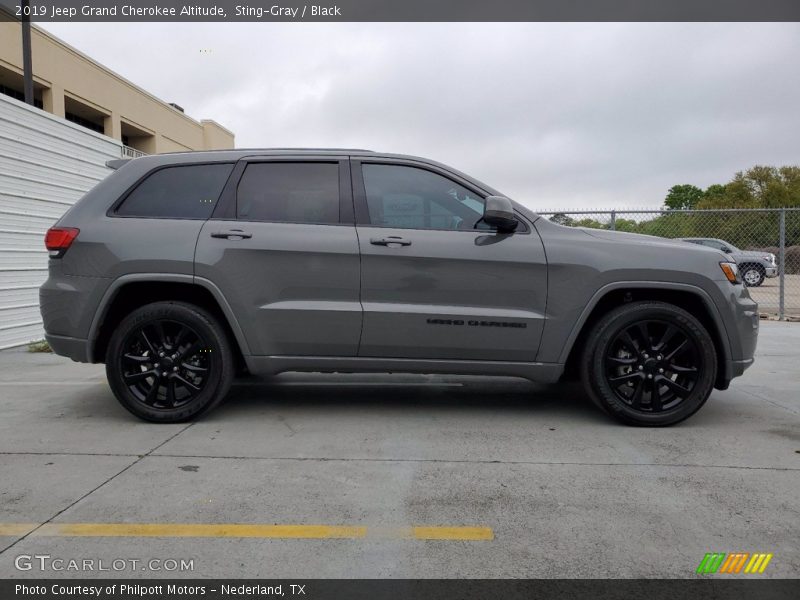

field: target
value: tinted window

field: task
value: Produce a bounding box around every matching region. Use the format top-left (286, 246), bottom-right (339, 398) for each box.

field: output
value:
top-left (116, 164), bottom-right (233, 219)
top-left (362, 164), bottom-right (488, 231)
top-left (699, 239), bottom-right (726, 251)
top-left (237, 162), bottom-right (340, 224)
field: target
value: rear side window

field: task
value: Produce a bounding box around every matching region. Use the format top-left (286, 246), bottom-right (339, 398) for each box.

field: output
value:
top-left (236, 162), bottom-right (340, 224)
top-left (116, 163), bottom-right (233, 219)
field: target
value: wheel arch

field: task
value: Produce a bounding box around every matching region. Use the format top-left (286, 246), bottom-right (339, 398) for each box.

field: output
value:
top-left (88, 274), bottom-right (250, 365)
top-left (560, 282), bottom-right (733, 390)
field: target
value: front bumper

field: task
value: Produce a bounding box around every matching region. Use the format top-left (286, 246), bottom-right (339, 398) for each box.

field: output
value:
top-left (713, 280), bottom-right (758, 389)
top-left (731, 357), bottom-right (754, 377)
top-left (765, 266), bottom-right (778, 278)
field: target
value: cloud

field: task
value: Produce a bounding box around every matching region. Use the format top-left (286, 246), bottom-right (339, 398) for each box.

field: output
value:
top-left (41, 22), bottom-right (800, 210)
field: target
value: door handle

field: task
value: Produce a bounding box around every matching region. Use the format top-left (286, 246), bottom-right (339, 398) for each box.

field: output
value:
top-left (210, 229), bottom-right (252, 240)
top-left (370, 236), bottom-right (412, 247)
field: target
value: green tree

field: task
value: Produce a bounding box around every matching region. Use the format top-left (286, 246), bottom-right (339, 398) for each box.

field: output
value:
top-left (574, 218), bottom-right (607, 229)
top-left (663, 184), bottom-right (704, 210)
top-left (549, 213), bottom-right (575, 226)
top-left (696, 165), bottom-right (800, 209)
top-left (614, 218), bottom-right (640, 233)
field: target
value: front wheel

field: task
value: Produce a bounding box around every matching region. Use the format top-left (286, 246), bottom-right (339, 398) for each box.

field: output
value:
top-left (106, 302), bottom-right (235, 422)
top-left (580, 301), bottom-right (717, 426)
top-left (741, 264), bottom-right (765, 287)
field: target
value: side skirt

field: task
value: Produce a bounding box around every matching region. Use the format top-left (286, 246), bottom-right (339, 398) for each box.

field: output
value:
top-left (243, 355), bottom-right (564, 383)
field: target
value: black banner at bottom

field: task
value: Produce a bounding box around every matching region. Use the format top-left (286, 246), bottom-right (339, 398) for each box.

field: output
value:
top-left (2, 579), bottom-right (798, 600)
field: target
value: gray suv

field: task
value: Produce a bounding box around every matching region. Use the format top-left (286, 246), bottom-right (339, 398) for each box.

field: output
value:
top-left (40, 150), bottom-right (758, 426)
top-left (679, 238), bottom-right (778, 287)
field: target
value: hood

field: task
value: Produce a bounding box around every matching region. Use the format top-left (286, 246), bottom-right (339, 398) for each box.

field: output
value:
top-left (581, 228), bottom-right (707, 247)
top-left (735, 249), bottom-right (774, 259)
top-left (579, 228), bottom-right (728, 257)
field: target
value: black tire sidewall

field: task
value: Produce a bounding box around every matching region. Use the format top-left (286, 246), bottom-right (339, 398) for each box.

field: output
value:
top-left (106, 302), bottom-right (234, 422)
top-left (581, 302), bottom-right (717, 426)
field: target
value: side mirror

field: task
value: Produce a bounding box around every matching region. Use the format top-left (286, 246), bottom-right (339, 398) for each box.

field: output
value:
top-left (721, 247), bottom-right (731, 254)
top-left (483, 196), bottom-right (518, 232)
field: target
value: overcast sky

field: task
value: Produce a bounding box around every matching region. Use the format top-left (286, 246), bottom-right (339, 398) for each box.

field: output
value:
top-left (41, 22), bottom-right (800, 210)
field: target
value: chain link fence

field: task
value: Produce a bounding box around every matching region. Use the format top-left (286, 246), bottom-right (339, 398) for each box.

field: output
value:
top-left (537, 208), bottom-right (800, 320)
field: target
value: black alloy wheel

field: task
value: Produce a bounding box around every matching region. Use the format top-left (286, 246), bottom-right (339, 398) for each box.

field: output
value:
top-left (106, 302), bottom-right (234, 422)
top-left (581, 301), bottom-right (717, 426)
top-left (604, 320), bottom-right (701, 413)
top-left (120, 319), bottom-right (210, 410)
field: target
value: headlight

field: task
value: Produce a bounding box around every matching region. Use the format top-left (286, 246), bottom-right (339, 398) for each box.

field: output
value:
top-left (719, 262), bottom-right (741, 284)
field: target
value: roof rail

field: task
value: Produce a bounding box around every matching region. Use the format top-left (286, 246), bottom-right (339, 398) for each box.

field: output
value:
top-left (106, 159), bottom-right (131, 170)
top-left (162, 147), bottom-right (375, 155)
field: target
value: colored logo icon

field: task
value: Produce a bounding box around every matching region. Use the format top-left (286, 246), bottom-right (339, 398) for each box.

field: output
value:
top-left (696, 553), bottom-right (773, 574)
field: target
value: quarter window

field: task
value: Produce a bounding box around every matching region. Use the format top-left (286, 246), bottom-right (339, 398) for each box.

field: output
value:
top-left (362, 164), bottom-right (490, 231)
top-left (236, 162), bottom-right (340, 224)
top-left (116, 164), bottom-right (233, 219)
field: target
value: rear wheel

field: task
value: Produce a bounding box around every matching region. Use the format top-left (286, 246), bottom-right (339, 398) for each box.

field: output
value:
top-left (106, 302), bottom-right (234, 422)
top-left (580, 301), bottom-right (717, 426)
top-left (741, 264), bottom-right (765, 287)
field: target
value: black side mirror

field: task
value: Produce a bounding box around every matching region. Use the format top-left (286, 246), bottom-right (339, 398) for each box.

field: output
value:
top-left (483, 196), bottom-right (518, 232)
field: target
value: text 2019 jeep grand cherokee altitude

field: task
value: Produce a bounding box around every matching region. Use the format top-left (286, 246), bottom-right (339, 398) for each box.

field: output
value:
top-left (40, 149), bottom-right (758, 426)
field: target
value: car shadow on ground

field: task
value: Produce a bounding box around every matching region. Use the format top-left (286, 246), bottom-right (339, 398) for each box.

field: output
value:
top-left (207, 374), bottom-right (609, 423)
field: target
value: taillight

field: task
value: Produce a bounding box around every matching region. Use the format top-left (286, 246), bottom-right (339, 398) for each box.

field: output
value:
top-left (45, 227), bottom-right (80, 258)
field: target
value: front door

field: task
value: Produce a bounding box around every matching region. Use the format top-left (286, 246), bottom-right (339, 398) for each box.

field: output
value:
top-left (352, 160), bottom-right (547, 362)
top-left (194, 157), bottom-right (362, 357)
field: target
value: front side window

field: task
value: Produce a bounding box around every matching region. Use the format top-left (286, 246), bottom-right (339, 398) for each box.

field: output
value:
top-left (362, 164), bottom-right (489, 231)
top-left (116, 163), bottom-right (233, 219)
top-left (236, 162), bottom-right (340, 224)
top-left (702, 239), bottom-right (733, 252)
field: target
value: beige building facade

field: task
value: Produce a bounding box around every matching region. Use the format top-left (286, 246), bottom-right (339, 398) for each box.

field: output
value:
top-left (0, 21), bottom-right (234, 155)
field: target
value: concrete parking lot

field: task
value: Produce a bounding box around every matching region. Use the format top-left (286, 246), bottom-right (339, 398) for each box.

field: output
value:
top-left (0, 322), bottom-right (798, 579)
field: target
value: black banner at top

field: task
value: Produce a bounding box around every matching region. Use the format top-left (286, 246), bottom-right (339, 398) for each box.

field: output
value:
top-left (1, 0), bottom-right (800, 22)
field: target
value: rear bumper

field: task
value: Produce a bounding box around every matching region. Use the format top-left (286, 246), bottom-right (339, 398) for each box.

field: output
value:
top-left (40, 263), bottom-right (110, 362)
top-left (45, 333), bottom-right (91, 363)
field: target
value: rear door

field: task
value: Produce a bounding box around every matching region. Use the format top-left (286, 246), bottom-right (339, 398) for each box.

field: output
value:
top-left (194, 156), bottom-right (362, 357)
top-left (352, 159), bottom-right (548, 362)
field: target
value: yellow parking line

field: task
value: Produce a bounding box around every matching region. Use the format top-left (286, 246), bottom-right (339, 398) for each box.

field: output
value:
top-left (5, 522), bottom-right (493, 541)
top-left (0, 523), bottom-right (38, 536)
top-left (34, 523), bottom-right (367, 539)
top-left (412, 526), bottom-right (494, 541)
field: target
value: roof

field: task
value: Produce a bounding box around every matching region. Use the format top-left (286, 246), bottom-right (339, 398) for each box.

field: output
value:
top-left (160, 147), bottom-right (375, 156)
top-left (106, 149), bottom-right (507, 199)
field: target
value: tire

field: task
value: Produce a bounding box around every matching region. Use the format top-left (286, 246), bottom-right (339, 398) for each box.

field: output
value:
top-left (106, 301), bottom-right (235, 422)
top-left (741, 264), bottom-right (765, 287)
top-left (580, 301), bottom-right (717, 426)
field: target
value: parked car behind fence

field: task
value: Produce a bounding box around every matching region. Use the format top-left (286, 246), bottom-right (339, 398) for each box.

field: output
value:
top-left (678, 238), bottom-right (777, 287)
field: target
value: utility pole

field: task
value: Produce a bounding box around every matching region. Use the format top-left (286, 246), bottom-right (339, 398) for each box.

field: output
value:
top-left (21, 0), bottom-right (35, 105)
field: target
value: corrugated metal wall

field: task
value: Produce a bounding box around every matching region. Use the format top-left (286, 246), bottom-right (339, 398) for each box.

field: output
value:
top-left (0, 93), bottom-right (121, 349)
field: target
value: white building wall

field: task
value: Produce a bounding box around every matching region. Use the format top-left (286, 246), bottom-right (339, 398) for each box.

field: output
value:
top-left (0, 93), bottom-right (121, 349)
